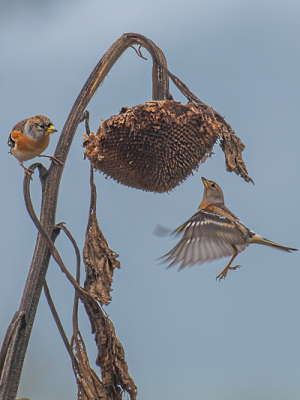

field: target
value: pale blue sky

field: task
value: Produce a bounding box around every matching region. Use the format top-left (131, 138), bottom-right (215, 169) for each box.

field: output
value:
top-left (1, 1), bottom-right (300, 399)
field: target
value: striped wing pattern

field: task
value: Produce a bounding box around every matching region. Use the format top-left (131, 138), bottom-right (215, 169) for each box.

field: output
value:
top-left (162, 209), bottom-right (247, 270)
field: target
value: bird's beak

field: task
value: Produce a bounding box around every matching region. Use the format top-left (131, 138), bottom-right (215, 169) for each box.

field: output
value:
top-left (201, 177), bottom-right (209, 187)
top-left (47, 125), bottom-right (58, 134)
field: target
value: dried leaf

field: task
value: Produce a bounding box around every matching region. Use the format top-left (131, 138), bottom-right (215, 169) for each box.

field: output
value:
top-left (71, 330), bottom-right (107, 400)
top-left (83, 169), bottom-right (120, 306)
top-left (80, 166), bottom-right (137, 400)
top-left (219, 126), bottom-right (254, 184)
top-left (82, 298), bottom-right (137, 400)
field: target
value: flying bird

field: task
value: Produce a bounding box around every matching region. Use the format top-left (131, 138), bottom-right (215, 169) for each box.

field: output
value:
top-left (157, 177), bottom-right (297, 280)
top-left (8, 115), bottom-right (61, 177)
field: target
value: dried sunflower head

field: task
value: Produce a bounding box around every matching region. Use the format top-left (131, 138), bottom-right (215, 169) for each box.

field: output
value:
top-left (83, 100), bottom-right (224, 193)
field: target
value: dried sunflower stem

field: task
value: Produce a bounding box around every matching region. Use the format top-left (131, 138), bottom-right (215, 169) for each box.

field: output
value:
top-left (0, 32), bottom-right (167, 400)
top-left (42, 222), bottom-right (81, 360)
top-left (43, 281), bottom-right (73, 358)
top-left (42, 222), bottom-right (105, 398)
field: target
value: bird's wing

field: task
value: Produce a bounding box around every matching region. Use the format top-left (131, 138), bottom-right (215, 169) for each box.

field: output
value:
top-left (161, 209), bottom-right (247, 270)
top-left (9, 129), bottom-right (23, 142)
top-left (11, 119), bottom-right (28, 136)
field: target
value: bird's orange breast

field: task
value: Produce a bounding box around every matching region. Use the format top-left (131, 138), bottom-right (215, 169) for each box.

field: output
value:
top-left (10, 130), bottom-right (51, 162)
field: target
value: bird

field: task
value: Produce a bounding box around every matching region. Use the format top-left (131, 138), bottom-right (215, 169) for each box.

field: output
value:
top-left (157, 177), bottom-right (298, 280)
top-left (8, 115), bottom-right (62, 177)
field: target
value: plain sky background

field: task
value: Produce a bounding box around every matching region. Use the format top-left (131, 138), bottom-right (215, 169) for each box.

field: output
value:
top-left (1, 1), bottom-right (300, 399)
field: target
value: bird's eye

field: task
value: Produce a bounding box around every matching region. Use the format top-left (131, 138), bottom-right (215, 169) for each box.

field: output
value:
top-left (211, 183), bottom-right (216, 188)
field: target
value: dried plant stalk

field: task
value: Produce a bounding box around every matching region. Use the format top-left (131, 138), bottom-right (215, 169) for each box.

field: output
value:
top-left (1, 33), bottom-right (164, 400)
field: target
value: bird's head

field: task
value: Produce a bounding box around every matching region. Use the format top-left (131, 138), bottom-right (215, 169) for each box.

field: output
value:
top-left (201, 177), bottom-right (224, 205)
top-left (24, 115), bottom-right (57, 140)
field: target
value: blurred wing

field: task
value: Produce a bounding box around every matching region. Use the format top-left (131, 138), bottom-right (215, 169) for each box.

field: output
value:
top-left (153, 224), bottom-right (173, 237)
top-left (161, 209), bottom-right (247, 270)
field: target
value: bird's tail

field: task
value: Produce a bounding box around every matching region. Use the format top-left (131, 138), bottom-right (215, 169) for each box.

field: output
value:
top-left (249, 234), bottom-right (298, 252)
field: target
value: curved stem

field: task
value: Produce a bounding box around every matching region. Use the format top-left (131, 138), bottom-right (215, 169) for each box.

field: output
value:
top-left (1, 33), bottom-right (169, 400)
top-left (43, 281), bottom-right (72, 358)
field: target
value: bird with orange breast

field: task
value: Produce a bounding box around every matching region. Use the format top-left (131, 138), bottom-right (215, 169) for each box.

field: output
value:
top-left (157, 177), bottom-right (298, 280)
top-left (8, 115), bottom-right (62, 177)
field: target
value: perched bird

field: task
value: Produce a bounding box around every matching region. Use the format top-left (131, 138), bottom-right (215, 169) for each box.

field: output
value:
top-left (8, 115), bottom-right (61, 176)
top-left (157, 177), bottom-right (297, 280)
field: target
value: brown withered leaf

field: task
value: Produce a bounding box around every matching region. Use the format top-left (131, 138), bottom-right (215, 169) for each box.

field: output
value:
top-left (83, 167), bottom-right (120, 306)
top-left (71, 330), bottom-right (107, 400)
top-left (219, 126), bottom-right (253, 183)
top-left (82, 297), bottom-right (137, 400)
top-left (78, 166), bottom-right (136, 399)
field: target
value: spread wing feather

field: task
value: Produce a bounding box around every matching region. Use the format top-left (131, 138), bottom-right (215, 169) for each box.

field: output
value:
top-left (161, 209), bottom-right (247, 270)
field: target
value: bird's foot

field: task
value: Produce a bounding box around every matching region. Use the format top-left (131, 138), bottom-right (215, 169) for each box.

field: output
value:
top-left (216, 265), bottom-right (240, 281)
top-left (39, 154), bottom-right (64, 166)
top-left (23, 166), bottom-right (34, 180)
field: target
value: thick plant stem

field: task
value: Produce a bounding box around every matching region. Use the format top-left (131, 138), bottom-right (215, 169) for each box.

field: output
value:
top-left (0, 33), bottom-right (171, 400)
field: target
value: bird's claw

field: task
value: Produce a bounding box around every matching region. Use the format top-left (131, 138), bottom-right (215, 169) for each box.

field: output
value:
top-left (23, 167), bottom-right (34, 180)
top-left (216, 269), bottom-right (228, 281)
top-left (49, 155), bottom-right (64, 166)
top-left (39, 154), bottom-right (64, 166)
top-left (215, 265), bottom-right (241, 281)
top-left (229, 264), bottom-right (241, 271)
